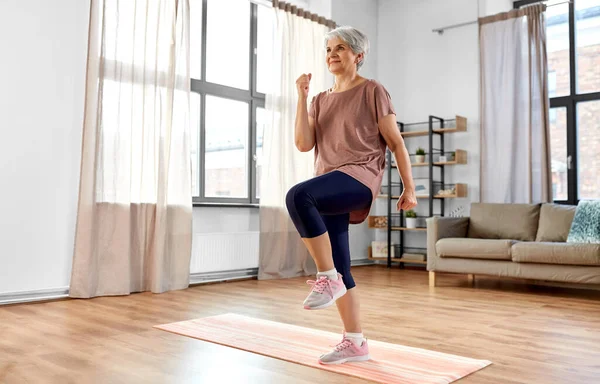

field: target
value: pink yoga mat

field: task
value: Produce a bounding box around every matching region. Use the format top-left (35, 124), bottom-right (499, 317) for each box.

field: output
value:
top-left (155, 313), bottom-right (491, 384)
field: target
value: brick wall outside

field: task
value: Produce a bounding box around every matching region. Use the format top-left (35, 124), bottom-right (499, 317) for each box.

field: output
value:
top-left (205, 167), bottom-right (247, 197)
top-left (548, 44), bottom-right (600, 200)
top-left (203, 166), bottom-right (262, 198)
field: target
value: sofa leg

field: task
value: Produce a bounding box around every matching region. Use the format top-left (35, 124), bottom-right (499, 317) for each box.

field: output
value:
top-left (429, 271), bottom-right (436, 287)
top-left (468, 274), bottom-right (475, 286)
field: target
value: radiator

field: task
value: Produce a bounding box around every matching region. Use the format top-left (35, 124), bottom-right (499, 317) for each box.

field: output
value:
top-left (191, 232), bottom-right (260, 274)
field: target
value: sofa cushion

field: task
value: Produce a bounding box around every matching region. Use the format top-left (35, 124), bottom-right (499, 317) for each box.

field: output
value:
top-left (567, 200), bottom-right (600, 244)
top-left (436, 238), bottom-right (514, 260)
top-left (535, 203), bottom-right (576, 242)
top-left (467, 203), bottom-right (541, 241)
top-left (512, 242), bottom-right (600, 266)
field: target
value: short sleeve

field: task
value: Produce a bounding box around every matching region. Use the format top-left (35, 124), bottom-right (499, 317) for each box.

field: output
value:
top-left (374, 83), bottom-right (396, 123)
top-left (308, 96), bottom-right (317, 118)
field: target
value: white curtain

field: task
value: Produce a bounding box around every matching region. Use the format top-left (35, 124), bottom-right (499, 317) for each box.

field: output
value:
top-left (70, 0), bottom-right (192, 298)
top-left (479, 4), bottom-right (552, 203)
top-left (258, 5), bottom-right (331, 280)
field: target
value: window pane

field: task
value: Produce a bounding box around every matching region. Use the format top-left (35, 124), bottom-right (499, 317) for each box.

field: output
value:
top-left (576, 0), bottom-right (600, 94)
top-left (205, 96), bottom-right (249, 198)
top-left (547, 2), bottom-right (571, 97)
top-left (191, 92), bottom-right (200, 197)
top-left (257, 6), bottom-right (275, 94)
top-left (206, 0), bottom-right (250, 89)
top-left (190, 0), bottom-right (203, 79)
top-left (577, 100), bottom-right (600, 199)
top-left (256, 107), bottom-right (266, 199)
top-left (549, 107), bottom-right (568, 200)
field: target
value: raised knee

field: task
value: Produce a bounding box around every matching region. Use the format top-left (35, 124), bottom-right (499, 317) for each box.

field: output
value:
top-left (285, 184), bottom-right (308, 213)
top-left (285, 185), bottom-right (297, 212)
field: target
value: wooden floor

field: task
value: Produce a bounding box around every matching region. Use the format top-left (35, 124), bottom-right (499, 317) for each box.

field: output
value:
top-left (1, 267), bottom-right (600, 384)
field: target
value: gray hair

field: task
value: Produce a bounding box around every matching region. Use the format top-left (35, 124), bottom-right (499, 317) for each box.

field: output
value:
top-left (324, 26), bottom-right (369, 71)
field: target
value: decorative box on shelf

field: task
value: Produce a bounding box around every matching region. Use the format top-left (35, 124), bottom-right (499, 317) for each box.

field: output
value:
top-left (368, 216), bottom-right (388, 228)
top-left (371, 241), bottom-right (395, 258)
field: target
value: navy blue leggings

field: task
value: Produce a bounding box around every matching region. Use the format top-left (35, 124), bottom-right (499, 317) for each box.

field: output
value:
top-left (285, 171), bottom-right (373, 289)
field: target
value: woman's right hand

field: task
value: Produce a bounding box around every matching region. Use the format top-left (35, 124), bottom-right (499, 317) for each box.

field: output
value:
top-left (296, 73), bottom-right (312, 99)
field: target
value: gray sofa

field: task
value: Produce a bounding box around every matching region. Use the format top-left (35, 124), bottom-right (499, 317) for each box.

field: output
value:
top-left (427, 202), bottom-right (600, 287)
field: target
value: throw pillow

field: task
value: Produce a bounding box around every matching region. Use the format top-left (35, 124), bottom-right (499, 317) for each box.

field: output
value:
top-left (566, 200), bottom-right (600, 244)
top-left (535, 203), bottom-right (577, 242)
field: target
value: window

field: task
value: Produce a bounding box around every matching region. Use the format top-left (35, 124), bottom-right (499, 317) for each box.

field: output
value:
top-left (515, 0), bottom-right (600, 203)
top-left (204, 95), bottom-right (249, 198)
top-left (205, 0), bottom-right (250, 90)
top-left (577, 100), bottom-right (600, 199)
top-left (546, 2), bottom-right (570, 97)
top-left (191, 92), bottom-right (201, 196)
top-left (549, 107), bottom-right (568, 200)
top-left (255, 107), bottom-right (267, 199)
top-left (190, 0), bottom-right (272, 204)
top-left (576, 0), bottom-right (600, 93)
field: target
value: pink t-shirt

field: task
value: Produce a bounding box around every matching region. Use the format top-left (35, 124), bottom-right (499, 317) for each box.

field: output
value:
top-left (308, 79), bottom-right (396, 224)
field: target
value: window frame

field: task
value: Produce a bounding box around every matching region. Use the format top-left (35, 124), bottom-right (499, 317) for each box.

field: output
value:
top-left (192, 0), bottom-right (265, 206)
top-left (514, 0), bottom-right (600, 204)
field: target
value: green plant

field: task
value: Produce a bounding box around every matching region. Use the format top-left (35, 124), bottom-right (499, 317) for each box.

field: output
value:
top-left (416, 147), bottom-right (425, 156)
top-left (405, 210), bottom-right (417, 218)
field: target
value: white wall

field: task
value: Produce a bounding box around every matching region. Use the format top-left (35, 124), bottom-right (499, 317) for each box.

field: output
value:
top-left (309, 0), bottom-right (333, 19)
top-left (480, 0), bottom-right (513, 17)
top-left (332, 0), bottom-right (379, 84)
top-left (0, 0), bottom-right (90, 294)
top-left (377, 0), bottom-right (512, 218)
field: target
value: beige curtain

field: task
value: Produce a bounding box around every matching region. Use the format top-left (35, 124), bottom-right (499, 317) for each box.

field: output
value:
top-left (479, 4), bottom-right (552, 203)
top-left (70, 0), bottom-right (192, 298)
top-left (258, 2), bottom-right (334, 281)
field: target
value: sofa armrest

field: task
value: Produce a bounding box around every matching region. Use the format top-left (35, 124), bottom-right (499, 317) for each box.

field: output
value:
top-left (426, 216), bottom-right (470, 271)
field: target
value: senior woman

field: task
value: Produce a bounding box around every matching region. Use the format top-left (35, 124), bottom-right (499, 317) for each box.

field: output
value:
top-left (285, 26), bottom-right (417, 364)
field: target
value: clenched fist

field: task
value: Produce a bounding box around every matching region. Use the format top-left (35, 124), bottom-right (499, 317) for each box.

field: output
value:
top-left (296, 73), bottom-right (312, 99)
top-left (397, 187), bottom-right (417, 212)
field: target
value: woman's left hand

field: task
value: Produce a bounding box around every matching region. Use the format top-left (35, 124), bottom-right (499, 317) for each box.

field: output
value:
top-left (397, 187), bottom-right (417, 211)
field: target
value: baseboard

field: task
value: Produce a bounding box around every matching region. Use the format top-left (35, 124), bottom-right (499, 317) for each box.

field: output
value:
top-left (189, 259), bottom-right (375, 285)
top-left (1, 260), bottom-right (377, 305)
top-left (351, 258), bottom-right (376, 266)
top-left (189, 268), bottom-right (259, 285)
top-left (0, 287), bottom-right (70, 306)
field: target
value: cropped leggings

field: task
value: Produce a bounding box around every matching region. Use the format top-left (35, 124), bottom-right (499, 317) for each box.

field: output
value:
top-left (285, 171), bottom-right (373, 289)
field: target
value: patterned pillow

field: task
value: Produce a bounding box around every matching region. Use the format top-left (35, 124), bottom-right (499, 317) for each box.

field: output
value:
top-left (566, 200), bottom-right (600, 244)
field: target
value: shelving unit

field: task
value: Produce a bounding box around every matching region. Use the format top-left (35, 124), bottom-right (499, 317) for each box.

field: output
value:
top-left (367, 246), bottom-right (428, 265)
top-left (368, 115), bottom-right (468, 269)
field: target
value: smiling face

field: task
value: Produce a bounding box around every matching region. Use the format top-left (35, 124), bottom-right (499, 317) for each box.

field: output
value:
top-left (326, 37), bottom-right (363, 75)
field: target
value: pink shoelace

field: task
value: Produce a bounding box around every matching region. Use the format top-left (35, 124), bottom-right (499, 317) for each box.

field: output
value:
top-left (333, 339), bottom-right (354, 352)
top-left (306, 276), bottom-right (334, 295)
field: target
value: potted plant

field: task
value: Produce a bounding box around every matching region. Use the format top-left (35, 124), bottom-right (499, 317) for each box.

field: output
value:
top-left (448, 151), bottom-right (456, 161)
top-left (405, 210), bottom-right (418, 228)
top-left (415, 147), bottom-right (426, 163)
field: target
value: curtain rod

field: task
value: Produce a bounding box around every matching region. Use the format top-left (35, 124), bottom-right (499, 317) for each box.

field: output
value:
top-left (432, 0), bottom-right (571, 35)
top-left (249, 0), bottom-right (337, 28)
top-left (249, 0), bottom-right (273, 6)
